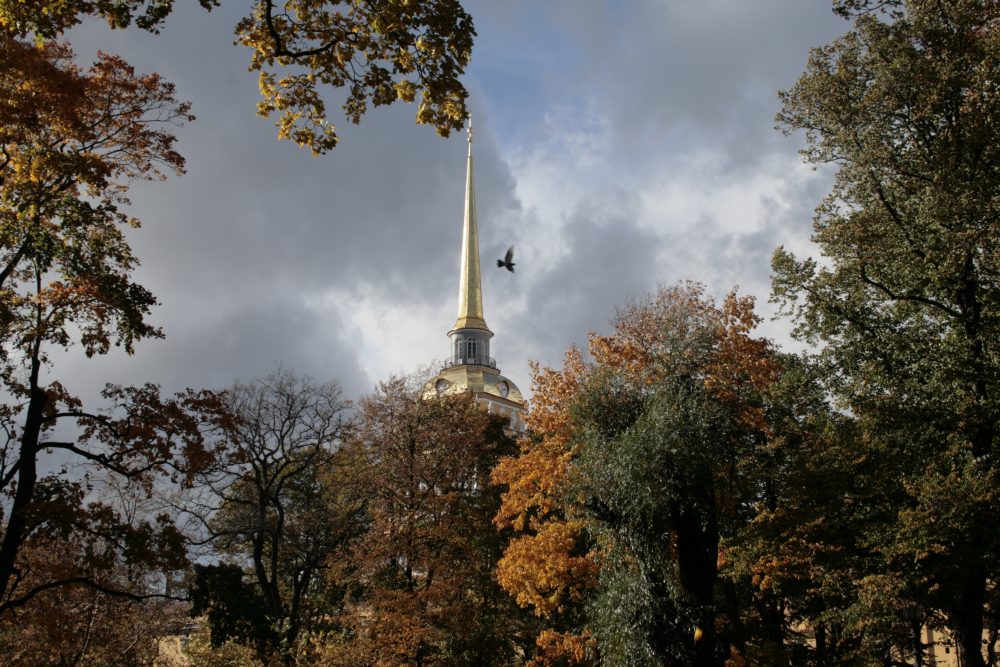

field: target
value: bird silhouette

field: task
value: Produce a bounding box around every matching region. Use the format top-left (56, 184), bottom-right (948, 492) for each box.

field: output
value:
top-left (497, 245), bottom-right (515, 272)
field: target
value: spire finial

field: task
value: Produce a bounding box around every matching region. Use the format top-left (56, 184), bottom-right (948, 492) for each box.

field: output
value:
top-left (453, 111), bottom-right (489, 333)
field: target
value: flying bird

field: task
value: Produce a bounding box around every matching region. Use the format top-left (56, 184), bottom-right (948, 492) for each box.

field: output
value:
top-left (497, 246), bottom-right (515, 273)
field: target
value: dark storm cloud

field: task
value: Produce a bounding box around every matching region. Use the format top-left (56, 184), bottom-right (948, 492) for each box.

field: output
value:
top-left (498, 196), bottom-right (664, 370)
top-left (50, 1), bottom-right (847, 403)
top-left (554, 0), bottom-right (847, 164)
top-left (50, 296), bottom-right (370, 402)
top-left (471, 0), bottom-right (846, 169)
top-left (63, 3), bottom-right (523, 396)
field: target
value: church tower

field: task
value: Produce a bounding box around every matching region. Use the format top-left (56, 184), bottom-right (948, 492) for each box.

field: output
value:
top-left (423, 119), bottom-right (525, 431)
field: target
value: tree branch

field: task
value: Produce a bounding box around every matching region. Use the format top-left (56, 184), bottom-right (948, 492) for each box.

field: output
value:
top-left (859, 266), bottom-right (962, 318)
top-left (40, 442), bottom-right (162, 478)
top-left (0, 463), bottom-right (18, 492)
top-left (0, 236), bottom-right (31, 290)
top-left (0, 577), bottom-right (185, 614)
top-left (263, 0), bottom-right (341, 60)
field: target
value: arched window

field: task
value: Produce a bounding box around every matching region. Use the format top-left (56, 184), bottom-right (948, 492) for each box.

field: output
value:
top-left (466, 337), bottom-right (477, 361)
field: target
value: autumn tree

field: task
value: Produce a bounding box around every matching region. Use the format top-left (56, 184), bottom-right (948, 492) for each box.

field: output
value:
top-left (773, 1), bottom-right (999, 664)
top-left (1, 0), bottom-right (475, 153)
top-left (581, 286), bottom-right (778, 666)
top-left (0, 481), bottom-right (191, 666)
top-left (492, 349), bottom-right (598, 667)
top-left (717, 353), bottom-right (904, 664)
top-left (185, 369), bottom-right (363, 662)
top-left (320, 377), bottom-right (528, 666)
top-left (0, 35), bottom-right (221, 615)
top-left (495, 284), bottom-right (780, 666)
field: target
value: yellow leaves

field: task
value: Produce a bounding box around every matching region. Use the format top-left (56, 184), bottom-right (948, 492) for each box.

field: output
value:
top-left (496, 521), bottom-right (597, 618)
top-left (529, 629), bottom-right (596, 667)
top-left (394, 79), bottom-right (417, 102)
top-left (492, 349), bottom-right (598, 650)
top-left (492, 444), bottom-right (570, 532)
top-left (5, 0), bottom-right (473, 153)
top-left (235, 0), bottom-right (473, 152)
top-left (494, 348), bottom-right (587, 534)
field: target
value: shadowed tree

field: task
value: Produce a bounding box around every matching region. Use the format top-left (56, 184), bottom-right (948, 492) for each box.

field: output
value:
top-left (0, 480), bottom-right (192, 666)
top-left (318, 377), bottom-right (528, 666)
top-left (773, 1), bottom-right (999, 663)
top-left (185, 369), bottom-right (363, 662)
top-left (0, 35), bottom-right (225, 616)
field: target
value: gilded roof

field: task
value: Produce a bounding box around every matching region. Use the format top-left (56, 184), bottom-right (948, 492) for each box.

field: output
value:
top-left (422, 365), bottom-right (524, 406)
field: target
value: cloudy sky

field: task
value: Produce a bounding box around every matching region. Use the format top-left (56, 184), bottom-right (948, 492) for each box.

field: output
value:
top-left (57, 0), bottom-right (849, 404)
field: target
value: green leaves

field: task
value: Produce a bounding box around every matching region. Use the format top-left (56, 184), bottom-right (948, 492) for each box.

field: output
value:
top-left (773, 2), bottom-right (1000, 662)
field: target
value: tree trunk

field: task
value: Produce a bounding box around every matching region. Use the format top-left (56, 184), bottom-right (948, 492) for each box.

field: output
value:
top-left (675, 493), bottom-right (721, 667)
top-left (816, 622), bottom-right (827, 667)
top-left (0, 370), bottom-right (47, 604)
top-left (952, 554), bottom-right (986, 667)
top-left (721, 578), bottom-right (747, 658)
top-left (948, 271), bottom-right (989, 667)
top-left (910, 618), bottom-right (924, 667)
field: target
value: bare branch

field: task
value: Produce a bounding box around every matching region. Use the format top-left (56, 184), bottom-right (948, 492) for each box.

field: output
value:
top-left (0, 577), bottom-right (185, 615)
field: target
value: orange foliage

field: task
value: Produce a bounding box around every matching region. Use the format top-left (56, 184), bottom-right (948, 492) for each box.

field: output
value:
top-left (705, 292), bottom-right (781, 431)
top-left (492, 284), bottom-right (778, 662)
top-left (493, 349), bottom-right (596, 611)
top-left (331, 379), bottom-right (520, 664)
top-left (589, 284), bottom-right (778, 421)
top-left (528, 629), bottom-right (597, 667)
top-left (495, 520), bottom-right (597, 618)
top-left (494, 348), bottom-right (586, 533)
top-left (589, 282), bottom-right (718, 376)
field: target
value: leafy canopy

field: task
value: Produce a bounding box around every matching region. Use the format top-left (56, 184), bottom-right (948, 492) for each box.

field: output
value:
top-left (0, 0), bottom-right (475, 153)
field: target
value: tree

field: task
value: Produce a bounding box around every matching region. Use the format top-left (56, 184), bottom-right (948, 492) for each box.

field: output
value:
top-left (1, 0), bottom-right (475, 153)
top-left (185, 369), bottom-right (362, 662)
top-left (0, 499), bottom-right (191, 666)
top-left (492, 349), bottom-right (598, 667)
top-left (495, 284), bottom-right (780, 666)
top-left (580, 286), bottom-right (777, 667)
top-left (322, 377), bottom-right (528, 666)
top-left (720, 354), bottom-right (896, 664)
top-left (772, 1), bottom-right (999, 664)
top-left (0, 34), bottom-right (220, 614)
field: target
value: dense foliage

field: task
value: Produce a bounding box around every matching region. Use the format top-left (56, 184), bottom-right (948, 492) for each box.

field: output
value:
top-left (311, 378), bottom-right (532, 666)
top-left (1, 1), bottom-right (997, 665)
top-left (495, 285), bottom-right (796, 666)
top-left (0, 0), bottom-right (474, 153)
top-left (773, 0), bottom-right (1000, 664)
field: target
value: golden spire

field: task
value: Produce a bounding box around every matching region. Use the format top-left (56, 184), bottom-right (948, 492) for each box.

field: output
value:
top-left (452, 116), bottom-right (490, 332)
